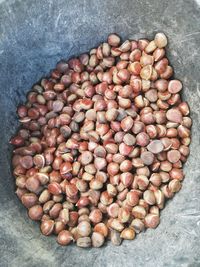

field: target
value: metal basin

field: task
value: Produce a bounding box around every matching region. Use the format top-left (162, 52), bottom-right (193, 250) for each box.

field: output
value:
top-left (0, 0), bottom-right (199, 266)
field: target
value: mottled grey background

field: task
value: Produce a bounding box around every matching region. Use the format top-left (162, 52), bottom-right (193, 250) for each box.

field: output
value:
top-left (0, 0), bottom-right (200, 266)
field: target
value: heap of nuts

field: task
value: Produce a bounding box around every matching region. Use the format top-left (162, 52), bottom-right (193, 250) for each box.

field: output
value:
top-left (10, 32), bottom-right (191, 248)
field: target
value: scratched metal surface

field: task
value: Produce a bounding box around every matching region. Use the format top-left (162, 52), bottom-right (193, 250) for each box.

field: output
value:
top-left (0, 0), bottom-right (200, 266)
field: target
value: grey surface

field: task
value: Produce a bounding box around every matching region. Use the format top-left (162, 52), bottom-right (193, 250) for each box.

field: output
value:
top-left (0, 0), bottom-right (200, 266)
